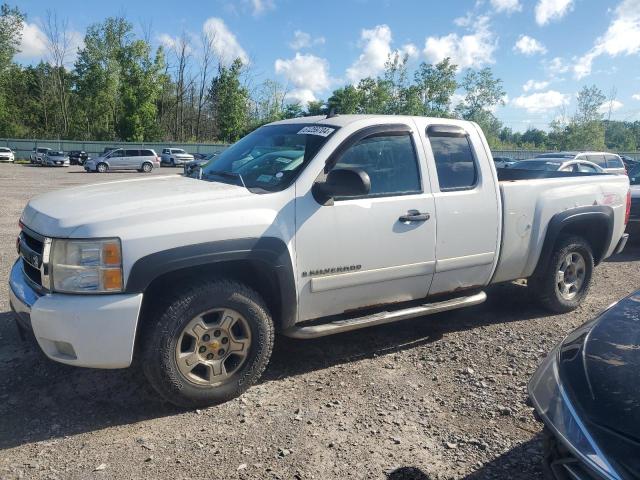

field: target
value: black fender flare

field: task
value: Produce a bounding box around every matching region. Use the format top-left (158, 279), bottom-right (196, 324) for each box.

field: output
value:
top-left (125, 237), bottom-right (297, 329)
top-left (533, 205), bottom-right (614, 276)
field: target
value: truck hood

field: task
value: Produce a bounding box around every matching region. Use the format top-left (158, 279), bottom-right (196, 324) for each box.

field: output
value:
top-left (21, 175), bottom-right (251, 238)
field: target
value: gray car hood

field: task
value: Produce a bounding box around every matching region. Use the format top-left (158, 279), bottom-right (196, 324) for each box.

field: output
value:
top-left (21, 175), bottom-right (251, 238)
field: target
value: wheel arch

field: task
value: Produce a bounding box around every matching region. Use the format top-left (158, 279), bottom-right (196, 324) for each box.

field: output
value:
top-left (128, 238), bottom-right (297, 335)
top-left (533, 205), bottom-right (614, 276)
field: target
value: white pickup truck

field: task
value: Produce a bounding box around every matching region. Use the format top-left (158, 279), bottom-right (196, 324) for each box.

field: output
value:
top-left (9, 115), bottom-right (630, 407)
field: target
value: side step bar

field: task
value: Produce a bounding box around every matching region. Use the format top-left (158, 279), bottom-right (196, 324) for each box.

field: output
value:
top-left (284, 291), bottom-right (487, 339)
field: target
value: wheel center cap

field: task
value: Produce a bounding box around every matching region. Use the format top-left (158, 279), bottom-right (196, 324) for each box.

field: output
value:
top-left (209, 340), bottom-right (220, 349)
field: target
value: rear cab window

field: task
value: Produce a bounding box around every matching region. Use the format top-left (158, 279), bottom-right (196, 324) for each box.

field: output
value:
top-left (584, 154), bottom-right (606, 168)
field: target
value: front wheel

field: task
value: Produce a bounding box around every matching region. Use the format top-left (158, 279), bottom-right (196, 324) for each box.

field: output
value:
top-left (96, 162), bottom-right (108, 173)
top-left (141, 280), bottom-right (274, 408)
top-left (170, 158), bottom-right (176, 167)
top-left (529, 235), bottom-right (594, 313)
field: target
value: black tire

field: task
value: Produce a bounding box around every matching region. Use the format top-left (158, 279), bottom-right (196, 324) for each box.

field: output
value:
top-left (97, 162), bottom-right (108, 173)
top-left (170, 158), bottom-right (175, 167)
top-left (529, 235), bottom-right (594, 313)
top-left (141, 279), bottom-right (274, 408)
top-left (142, 162), bottom-right (153, 173)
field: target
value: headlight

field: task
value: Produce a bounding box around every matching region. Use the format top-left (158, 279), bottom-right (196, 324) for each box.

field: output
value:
top-left (529, 343), bottom-right (621, 480)
top-left (50, 238), bottom-right (123, 293)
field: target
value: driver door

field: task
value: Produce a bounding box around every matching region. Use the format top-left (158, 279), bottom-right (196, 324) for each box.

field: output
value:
top-left (294, 124), bottom-right (437, 321)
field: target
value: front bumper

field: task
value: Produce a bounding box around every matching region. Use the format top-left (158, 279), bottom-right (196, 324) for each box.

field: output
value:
top-left (9, 259), bottom-right (143, 368)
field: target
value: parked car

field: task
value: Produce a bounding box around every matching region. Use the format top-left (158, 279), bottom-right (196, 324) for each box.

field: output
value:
top-left (629, 164), bottom-right (640, 227)
top-left (0, 147), bottom-right (14, 162)
top-left (508, 158), bottom-right (605, 173)
top-left (68, 150), bottom-right (89, 165)
top-left (84, 148), bottom-right (160, 173)
top-left (183, 152), bottom-right (219, 177)
top-left (529, 289), bottom-right (640, 480)
top-left (534, 151), bottom-right (626, 175)
top-left (620, 154), bottom-right (640, 171)
top-left (30, 147), bottom-right (50, 165)
top-left (192, 153), bottom-right (208, 160)
top-left (492, 155), bottom-right (516, 168)
top-left (161, 148), bottom-right (194, 166)
top-left (43, 151), bottom-right (70, 167)
top-left (9, 115), bottom-right (630, 408)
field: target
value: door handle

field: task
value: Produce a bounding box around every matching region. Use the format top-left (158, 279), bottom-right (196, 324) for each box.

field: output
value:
top-left (399, 210), bottom-right (430, 222)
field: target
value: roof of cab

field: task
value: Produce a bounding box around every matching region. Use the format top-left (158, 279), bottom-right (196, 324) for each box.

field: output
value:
top-left (267, 114), bottom-right (474, 129)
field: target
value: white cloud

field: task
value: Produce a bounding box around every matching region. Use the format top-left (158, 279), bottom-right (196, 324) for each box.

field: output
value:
top-left (490, 0), bottom-right (522, 13)
top-left (423, 15), bottom-right (496, 69)
top-left (202, 18), bottom-right (249, 65)
top-left (535, 0), bottom-right (574, 26)
top-left (250, 0), bottom-right (274, 16)
top-left (289, 30), bottom-right (325, 50)
top-left (632, 93), bottom-right (640, 100)
top-left (16, 22), bottom-right (48, 59)
top-left (546, 56), bottom-right (569, 74)
top-left (157, 33), bottom-right (195, 56)
top-left (345, 25), bottom-right (417, 83)
top-left (275, 52), bottom-right (331, 104)
top-left (598, 99), bottom-right (624, 114)
top-left (16, 21), bottom-right (83, 65)
top-left (346, 25), bottom-right (392, 82)
top-left (513, 35), bottom-right (547, 55)
top-left (512, 90), bottom-right (571, 113)
top-left (573, 0), bottom-right (640, 79)
top-left (523, 79), bottom-right (550, 92)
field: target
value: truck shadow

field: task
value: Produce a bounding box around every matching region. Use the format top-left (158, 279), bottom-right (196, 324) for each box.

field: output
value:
top-left (0, 282), bottom-right (549, 451)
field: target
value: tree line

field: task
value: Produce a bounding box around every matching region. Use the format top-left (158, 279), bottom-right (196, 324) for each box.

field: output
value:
top-left (0, 5), bottom-right (638, 151)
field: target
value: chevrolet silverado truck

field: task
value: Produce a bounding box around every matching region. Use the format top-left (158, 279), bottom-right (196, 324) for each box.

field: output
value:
top-left (9, 115), bottom-right (630, 407)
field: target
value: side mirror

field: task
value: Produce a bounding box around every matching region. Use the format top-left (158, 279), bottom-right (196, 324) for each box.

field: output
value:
top-left (312, 168), bottom-right (371, 205)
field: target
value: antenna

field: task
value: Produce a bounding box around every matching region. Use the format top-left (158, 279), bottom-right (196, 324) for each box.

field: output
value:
top-left (326, 107), bottom-right (338, 119)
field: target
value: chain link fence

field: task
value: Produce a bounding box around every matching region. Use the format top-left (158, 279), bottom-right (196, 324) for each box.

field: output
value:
top-left (1, 138), bottom-right (639, 163)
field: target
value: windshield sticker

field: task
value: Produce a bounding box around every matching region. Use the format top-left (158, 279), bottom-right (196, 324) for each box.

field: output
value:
top-left (297, 126), bottom-right (335, 137)
top-left (257, 174), bottom-right (274, 183)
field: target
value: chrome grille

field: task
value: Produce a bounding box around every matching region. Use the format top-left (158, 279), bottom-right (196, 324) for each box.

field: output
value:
top-left (18, 227), bottom-right (50, 291)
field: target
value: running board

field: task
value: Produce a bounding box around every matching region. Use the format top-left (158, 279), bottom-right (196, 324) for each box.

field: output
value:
top-left (284, 291), bottom-right (487, 339)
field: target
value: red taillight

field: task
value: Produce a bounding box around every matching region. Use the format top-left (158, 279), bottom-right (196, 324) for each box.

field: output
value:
top-left (625, 189), bottom-right (631, 225)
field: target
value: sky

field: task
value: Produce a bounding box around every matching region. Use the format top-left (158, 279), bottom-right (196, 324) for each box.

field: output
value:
top-left (15, 0), bottom-right (640, 132)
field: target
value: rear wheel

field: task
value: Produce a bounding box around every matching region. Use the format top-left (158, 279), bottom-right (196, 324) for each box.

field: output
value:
top-left (141, 162), bottom-right (153, 173)
top-left (141, 279), bottom-right (274, 408)
top-left (97, 162), bottom-right (108, 173)
top-left (529, 235), bottom-right (593, 313)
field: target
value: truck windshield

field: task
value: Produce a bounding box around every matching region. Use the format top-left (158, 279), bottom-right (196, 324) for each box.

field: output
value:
top-left (200, 123), bottom-right (338, 192)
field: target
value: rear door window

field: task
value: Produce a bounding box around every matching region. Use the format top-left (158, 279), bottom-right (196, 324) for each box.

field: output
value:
top-left (427, 131), bottom-right (478, 191)
top-left (605, 154), bottom-right (623, 168)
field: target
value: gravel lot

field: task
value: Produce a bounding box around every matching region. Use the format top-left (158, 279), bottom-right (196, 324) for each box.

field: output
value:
top-left (0, 162), bottom-right (638, 480)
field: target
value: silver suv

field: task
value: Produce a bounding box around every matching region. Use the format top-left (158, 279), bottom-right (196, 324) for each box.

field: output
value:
top-left (534, 151), bottom-right (626, 175)
top-left (161, 148), bottom-right (194, 167)
top-left (84, 148), bottom-right (160, 173)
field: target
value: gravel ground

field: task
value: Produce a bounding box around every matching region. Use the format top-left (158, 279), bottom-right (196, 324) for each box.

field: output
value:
top-left (0, 162), bottom-right (638, 480)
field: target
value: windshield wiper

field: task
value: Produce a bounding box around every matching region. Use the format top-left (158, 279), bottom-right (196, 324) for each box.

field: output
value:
top-left (203, 170), bottom-right (246, 188)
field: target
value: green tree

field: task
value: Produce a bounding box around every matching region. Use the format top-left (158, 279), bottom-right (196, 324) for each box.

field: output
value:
top-left (209, 58), bottom-right (249, 142)
top-left (305, 100), bottom-right (326, 116)
top-left (413, 57), bottom-right (458, 117)
top-left (0, 3), bottom-right (23, 73)
top-left (327, 85), bottom-right (362, 114)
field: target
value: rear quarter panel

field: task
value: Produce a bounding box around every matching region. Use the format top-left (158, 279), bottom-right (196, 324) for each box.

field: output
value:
top-left (492, 175), bottom-right (629, 283)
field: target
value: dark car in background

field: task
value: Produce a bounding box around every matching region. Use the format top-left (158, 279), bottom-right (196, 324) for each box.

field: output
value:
top-left (183, 152), bottom-right (219, 177)
top-left (620, 155), bottom-right (640, 171)
top-left (492, 156), bottom-right (516, 168)
top-left (68, 150), bottom-right (89, 165)
top-left (629, 164), bottom-right (640, 230)
top-left (529, 290), bottom-right (640, 480)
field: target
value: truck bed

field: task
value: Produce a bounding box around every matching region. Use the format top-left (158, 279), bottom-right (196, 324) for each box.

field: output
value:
top-left (492, 172), bottom-right (629, 284)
